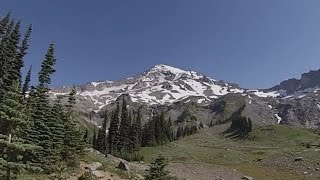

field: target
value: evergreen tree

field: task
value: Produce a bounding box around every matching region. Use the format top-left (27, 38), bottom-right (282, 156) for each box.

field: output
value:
top-left (142, 123), bottom-right (148, 146)
top-left (145, 154), bottom-right (174, 180)
top-left (46, 98), bottom-right (65, 171)
top-left (130, 110), bottom-right (142, 151)
top-left (127, 112), bottom-right (134, 153)
top-left (176, 127), bottom-right (184, 140)
top-left (118, 99), bottom-right (131, 152)
top-left (0, 20), bottom-right (21, 104)
top-left (159, 113), bottom-right (169, 144)
top-left (165, 117), bottom-right (174, 142)
top-left (248, 118), bottom-right (252, 132)
top-left (96, 111), bottom-right (108, 154)
top-left (22, 66), bottom-right (31, 100)
top-left (21, 86), bottom-right (37, 143)
top-left (0, 82), bottom-right (41, 179)
top-left (83, 128), bottom-right (88, 143)
top-left (0, 13), bottom-right (11, 39)
top-left (108, 103), bottom-right (120, 154)
top-left (89, 110), bottom-right (95, 122)
top-left (190, 125), bottom-right (198, 135)
top-left (1, 19), bottom-right (15, 44)
top-left (24, 44), bottom-right (57, 172)
top-left (15, 25), bottom-right (32, 85)
top-left (145, 119), bottom-right (156, 146)
top-left (92, 128), bottom-right (97, 149)
top-left (183, 126), bottom-right (190, 137)
top-left (38, 43), bottom-right (56, 88)
top-left (154, 115), bottom-right (160, 145)
top-left (4, 22), bottom-right (21, 85)
top-left (62, 89), bottom-right (84, 167)
top-left (153, 113), bottom-right (168, 145)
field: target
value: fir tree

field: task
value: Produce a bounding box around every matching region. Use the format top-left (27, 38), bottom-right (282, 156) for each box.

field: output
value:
top-left (0, 13), bottom-right (11, 39)
top-left (159, 113), bottom-right (168, 144)
top-left (118, 99), bottom-right (131, 152)
top-left (83, 128), bottom-right (88, 143)
top-left (176, 127), bottom-right (184, 140)
top-left (25, 44), bottom-right (57, 172)
top-left (62, 89), bottom-right (84, 167)
top-left (0, 20), bottom-right (21, 104)
top-left (1, 19), bottom-right (15, 44)
top-left (190, 125), bottom-right (198, 135)
top-left (248, 118), bottom-right (252, 132)
top-left (96, 111), bottom-right (108, 154)
top-left (145, 119), bottom-right (156, 146)
top-left (142, 123), bottom-right (148, 146)
top-left (22, 66), bottom-right (31, 100)
top-left (0, 82), bottom-right (41, 179)
top-left (15, 25), bottom-right (32, 85)
top-left (130, 110), bottom-right (142, 151)
top-left (92, 128), bottom-right (97, 149)
top-left (108, 103), bottom-right (120, 154)
top-left (46, 98), bottom-right (65, 171)
top-left (145, 154), bottom-right (174, 180)
top-left (183, 126), bottom-right (190, 137)
top-left (4, 21), bottom-right (21, 84)
top-left (165, 117), bottom-right (174, 141)
top-left (38, 43), bottom-right (56, 88)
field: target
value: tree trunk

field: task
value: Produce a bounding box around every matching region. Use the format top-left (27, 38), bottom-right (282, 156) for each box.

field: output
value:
top-left (6, 168), bottom-right (10, 180)
top-left (7, 133), bottom-right (12, 180)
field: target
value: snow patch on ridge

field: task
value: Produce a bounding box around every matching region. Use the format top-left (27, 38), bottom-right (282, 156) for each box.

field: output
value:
top-left (275, 114), bottom-right (282, 124)
top-left (250, 90), bottom-right (281, 98)
top-left (91, 82), bottom-right (103, 87)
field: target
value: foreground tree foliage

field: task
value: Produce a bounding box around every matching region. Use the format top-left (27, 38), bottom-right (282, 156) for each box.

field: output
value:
top-left (0, 14), bottom-right (85, 179)
top-left (0, 82), bottom-right (41, 179)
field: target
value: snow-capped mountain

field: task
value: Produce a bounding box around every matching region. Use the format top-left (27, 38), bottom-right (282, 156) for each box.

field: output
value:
top-left (50, 64), bottom-right (320, 130)
top-left (51, 64), bottom-right (249, 111)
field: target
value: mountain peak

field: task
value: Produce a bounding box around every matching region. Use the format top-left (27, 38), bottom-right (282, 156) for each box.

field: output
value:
top-left (149, 64), bottom-right (189, 74)
top-left (52, 64), bottom-right (258, 112)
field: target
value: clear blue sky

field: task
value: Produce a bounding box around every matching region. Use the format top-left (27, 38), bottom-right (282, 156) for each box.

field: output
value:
top-left (1, 0), bottom-right (320, 89)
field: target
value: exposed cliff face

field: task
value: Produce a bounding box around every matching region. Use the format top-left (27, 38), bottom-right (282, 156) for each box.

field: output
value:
top-left (275, 91), bottom-right (320, 129)
top-left (271, 78), bottom-right (301, 95)
top-left (270, 69), bottom-right (320, 95)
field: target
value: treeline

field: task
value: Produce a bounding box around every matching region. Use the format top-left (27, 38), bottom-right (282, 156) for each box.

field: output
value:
top-left (0, 13), bottom-right (85, 179)
top-left (230, 116), bottom-right (252, 137)
top-left (92, 101), bottom-right (203, 161)
top-left (176, 125), bottom-right (197, 140)
top-left (92, 99), bottom-right (176, 161)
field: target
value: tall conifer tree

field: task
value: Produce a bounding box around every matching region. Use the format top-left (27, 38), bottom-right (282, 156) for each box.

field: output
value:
top-left (119, 99), bottom-right (130, 152)
top-left (29, 44), bottom-right (56, 172)
top-left (108, 103), bottom-right (120, 154)
top-left (96, 111), bottom-right (108, 154)
top-left (22, 66), bottom-right (31, 100)
top-left (62, 89), bottom-right (83, 167)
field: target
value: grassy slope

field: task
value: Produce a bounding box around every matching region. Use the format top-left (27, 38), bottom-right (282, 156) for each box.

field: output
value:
top-left (139, 123), bottom-right (320, 180)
